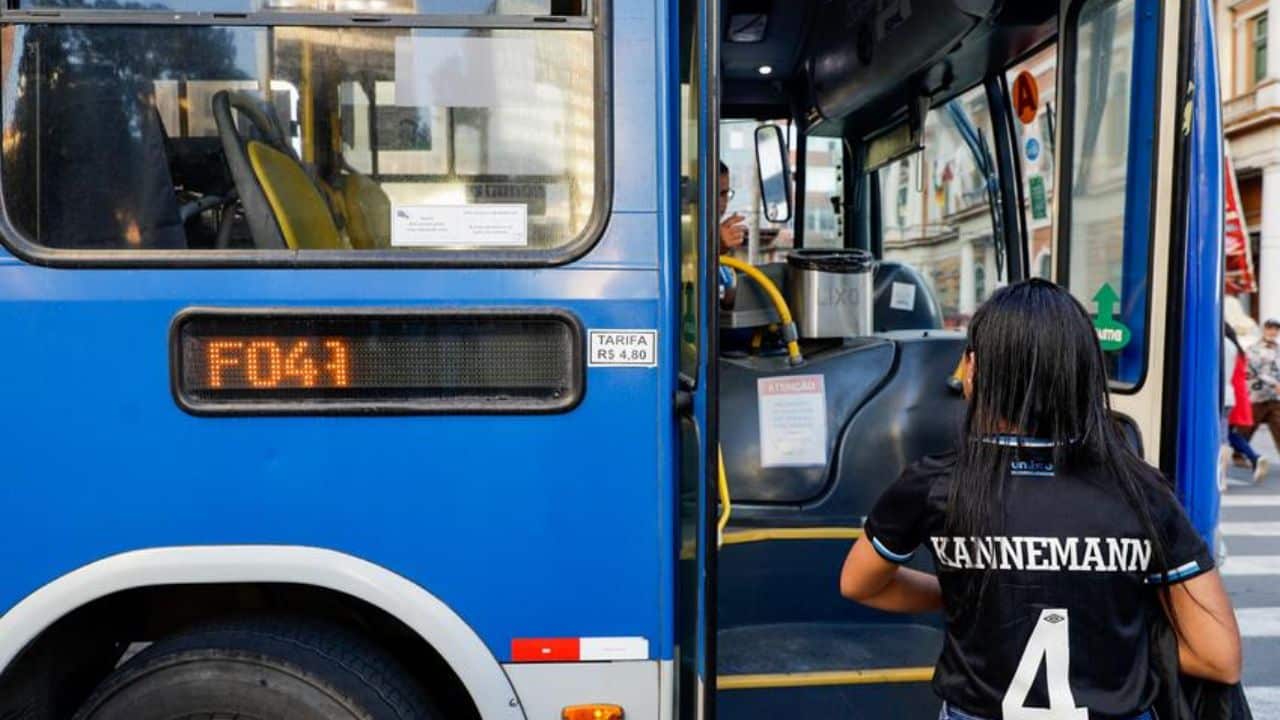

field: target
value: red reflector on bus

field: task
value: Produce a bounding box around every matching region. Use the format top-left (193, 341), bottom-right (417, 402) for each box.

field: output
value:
top-left (563, 704), bottom-right (624, 720)
top-left (511, 637), bottom-right (580, 662)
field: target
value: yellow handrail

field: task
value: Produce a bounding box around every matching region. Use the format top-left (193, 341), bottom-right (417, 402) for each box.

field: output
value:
top-left (718, 255), bottom-right (803, 365)
top-left (716, 446), bottom-right (731, 548)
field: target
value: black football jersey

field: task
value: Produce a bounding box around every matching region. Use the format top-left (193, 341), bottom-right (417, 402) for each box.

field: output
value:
top-left (864, 443), bottom-right (1213, 720)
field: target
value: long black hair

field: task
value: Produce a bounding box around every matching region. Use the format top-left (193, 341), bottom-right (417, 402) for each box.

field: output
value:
top-left (947, 279), bottom-right (1174, 609)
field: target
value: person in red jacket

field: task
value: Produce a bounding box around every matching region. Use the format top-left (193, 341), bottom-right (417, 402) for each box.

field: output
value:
top-left (1225, 324), bottom-right (1266, 484)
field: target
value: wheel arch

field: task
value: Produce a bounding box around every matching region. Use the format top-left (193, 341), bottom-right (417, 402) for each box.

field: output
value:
top-left (0, 546), bottom-right (524, 720)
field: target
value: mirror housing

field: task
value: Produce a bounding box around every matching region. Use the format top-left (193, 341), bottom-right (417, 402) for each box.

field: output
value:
top-left (754, 124), bottom-right (793, 223)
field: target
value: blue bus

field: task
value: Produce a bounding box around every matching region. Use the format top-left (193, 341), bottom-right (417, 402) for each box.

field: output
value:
top-left (0, 0), bottom-right (1223, 718)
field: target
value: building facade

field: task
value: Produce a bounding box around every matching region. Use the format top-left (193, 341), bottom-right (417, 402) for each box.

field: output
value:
top-left (1220, 0), bottom-right (1277, 318)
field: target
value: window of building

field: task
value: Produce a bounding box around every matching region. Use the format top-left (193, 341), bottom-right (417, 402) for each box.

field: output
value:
top-left (0, 5), bottom-right (601, 261)
top-left (1256, 13), bottom-right (1270, 86)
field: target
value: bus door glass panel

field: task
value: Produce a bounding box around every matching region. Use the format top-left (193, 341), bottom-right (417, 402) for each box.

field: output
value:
top-left (1005, 44), bottom-right (1060, 280)
top-left (1061, 0), bottom-right (1158, 389)
top-left (878, 84), bottom-right (1003, 330)
top-left (719, 119), bottom-right (794, 265)
top-left (803, 136), bottom-right (845, 249)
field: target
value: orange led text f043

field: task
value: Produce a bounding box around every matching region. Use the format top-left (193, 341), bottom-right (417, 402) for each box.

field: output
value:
top-left (202, 338), bottom-right (352, 389)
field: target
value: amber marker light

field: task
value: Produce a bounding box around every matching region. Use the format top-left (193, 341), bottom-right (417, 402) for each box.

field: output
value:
top-left (561, 704), bottom-right (623, 720)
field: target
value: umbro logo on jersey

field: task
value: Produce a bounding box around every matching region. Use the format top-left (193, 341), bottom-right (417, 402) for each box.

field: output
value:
top-left (929, 535), bottom-right (1154, 573)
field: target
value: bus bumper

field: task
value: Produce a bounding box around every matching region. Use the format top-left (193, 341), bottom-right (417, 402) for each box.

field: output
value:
top-left (503, 660), bottom-right (672, 720)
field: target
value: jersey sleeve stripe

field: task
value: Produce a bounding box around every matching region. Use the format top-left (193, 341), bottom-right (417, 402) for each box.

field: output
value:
top-left (871, 535), bottom-right (916, 564)
top-left (1145, 560), bottom-right (1204, 584)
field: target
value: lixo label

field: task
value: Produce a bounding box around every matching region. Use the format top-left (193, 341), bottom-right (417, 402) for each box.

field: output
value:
top-left (588, 330), bottom-right (658, 367)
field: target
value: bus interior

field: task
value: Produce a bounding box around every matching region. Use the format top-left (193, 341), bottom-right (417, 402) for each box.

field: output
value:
top-left (698, 0), bottom-right (1138, 716)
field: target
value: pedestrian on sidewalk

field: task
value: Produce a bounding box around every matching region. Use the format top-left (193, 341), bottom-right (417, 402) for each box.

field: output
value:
top-left (1224, 324), bottom-right (1266, 484)
top-left (1243, 318), bottom-right (1280, 456)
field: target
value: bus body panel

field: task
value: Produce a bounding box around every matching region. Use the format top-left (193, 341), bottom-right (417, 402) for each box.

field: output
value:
top-left (1178, 0), bottom-right (1226, 541)
top-left (0, 1), bottom-right (679, 671)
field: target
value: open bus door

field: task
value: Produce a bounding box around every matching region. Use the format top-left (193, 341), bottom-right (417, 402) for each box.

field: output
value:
top-left (1049, 0), bottom-right (1223, 542)
top-left (676, 0), bottom-right (719, 717)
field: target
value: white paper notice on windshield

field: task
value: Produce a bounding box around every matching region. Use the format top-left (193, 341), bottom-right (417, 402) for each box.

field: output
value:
top-left (391, 204), bottom-right (528, 248)
top-left (757, 375), bottom-right (828, 468)
top-left (394, 36), bottom-right (535, 108)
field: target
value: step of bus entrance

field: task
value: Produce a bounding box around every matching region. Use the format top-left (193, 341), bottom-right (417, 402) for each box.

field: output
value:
top-left (717, 530), bottom-right (939, 627)
top-left (716, 621), bottom-right (942, 719)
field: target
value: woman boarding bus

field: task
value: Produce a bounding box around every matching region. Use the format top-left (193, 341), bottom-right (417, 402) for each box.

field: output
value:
top-left (839, 280), bottom-right (1241, 720)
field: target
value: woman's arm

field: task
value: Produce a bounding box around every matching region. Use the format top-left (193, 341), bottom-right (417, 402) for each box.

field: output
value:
top-left (1163, 570), bottom-right (1242, 685)
top-left (839, 537), bottom-right (943, 614)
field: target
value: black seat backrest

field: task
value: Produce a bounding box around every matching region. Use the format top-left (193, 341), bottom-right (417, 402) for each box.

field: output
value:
top-left (873, 261), bottom-right (945, 332)
top-left (18, 72), bottom-right (185, 249)
top-left (212, 90), bottom-right (296, 249)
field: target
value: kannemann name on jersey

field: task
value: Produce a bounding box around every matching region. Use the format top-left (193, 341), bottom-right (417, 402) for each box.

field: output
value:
top-left (929, 535), bottom-right (1152, 573)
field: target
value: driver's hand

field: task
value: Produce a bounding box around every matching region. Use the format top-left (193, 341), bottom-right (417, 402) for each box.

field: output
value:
top-left (719, 213), bottom-right (747, 253)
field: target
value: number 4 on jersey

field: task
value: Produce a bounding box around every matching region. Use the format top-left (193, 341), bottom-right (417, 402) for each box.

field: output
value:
top-left (1002, 609), bottom-right (1088, 720)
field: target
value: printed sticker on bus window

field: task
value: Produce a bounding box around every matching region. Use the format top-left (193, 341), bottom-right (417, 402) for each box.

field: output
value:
top-left (758, 375), bottom-right (828, 468)
top-left (390, 204), bottom-right (528, 248)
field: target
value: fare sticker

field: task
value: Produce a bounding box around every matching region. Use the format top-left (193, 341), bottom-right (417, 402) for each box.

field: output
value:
top-left (589, 330), bottom-right (658, 367)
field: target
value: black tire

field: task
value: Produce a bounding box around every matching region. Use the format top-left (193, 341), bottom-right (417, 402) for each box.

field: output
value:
top-left (72, 618), bottom-right (442, 720)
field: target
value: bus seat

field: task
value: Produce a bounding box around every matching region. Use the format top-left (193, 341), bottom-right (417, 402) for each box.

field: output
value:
top-left (213, 90), bottom-right (345, 250)
top-left (18, 76), bottom-right (185, 249)
top-left (246, 141), bottom-right (344, 250)
top-left (873, 261), bottom-right (945, 332)
top-left (337, 173), bottom-right (391, 249)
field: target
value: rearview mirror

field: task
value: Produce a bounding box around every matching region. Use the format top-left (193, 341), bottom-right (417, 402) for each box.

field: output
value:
top-left (754, 124), bottom-right (792, 223)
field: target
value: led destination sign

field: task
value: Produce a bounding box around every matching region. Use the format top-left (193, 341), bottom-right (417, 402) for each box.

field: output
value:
top-left (172, 310), bottom-right (583, 414)
top-left (194, 338), bottom-right (351, 390)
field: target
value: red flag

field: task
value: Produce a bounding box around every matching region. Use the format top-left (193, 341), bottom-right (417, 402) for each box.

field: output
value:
top-left (1225, 148), bottom-right (1257, 295)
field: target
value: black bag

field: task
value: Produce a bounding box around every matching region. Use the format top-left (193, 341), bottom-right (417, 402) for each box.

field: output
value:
top-left (1150, 609), bottom-right (1252, 720)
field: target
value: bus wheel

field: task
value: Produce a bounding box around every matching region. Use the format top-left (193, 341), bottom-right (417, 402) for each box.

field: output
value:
top-left (72, 618), bottom-right (442, 720)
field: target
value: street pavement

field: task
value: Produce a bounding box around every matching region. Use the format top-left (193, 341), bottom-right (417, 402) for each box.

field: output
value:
top-left (1223, 429), bottom-right (1280, 715)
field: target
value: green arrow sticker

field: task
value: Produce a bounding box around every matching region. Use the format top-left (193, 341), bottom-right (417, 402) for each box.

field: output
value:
top-left (1029, 175), bottom-right (1048, 220)
top-left (1092, 283), bottom-right (1132, 351)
